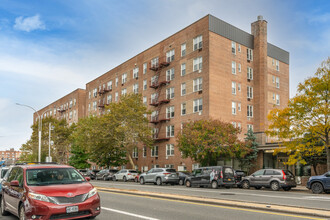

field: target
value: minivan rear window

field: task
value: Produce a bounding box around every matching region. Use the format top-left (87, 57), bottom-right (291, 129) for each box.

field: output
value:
top-left (166, 169), bottom-right (176, 173)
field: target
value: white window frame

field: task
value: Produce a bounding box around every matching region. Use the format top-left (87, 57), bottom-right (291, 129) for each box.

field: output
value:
top-left (247, 124), bottom-right (253, 131)
top-left (181, 103), bottom-right (186, 116)
top-left (276, 60), bottom-right (279, 71)
top-left (133, 83), bottom-right (139, 94)
top-left (276, 94), bottom-right (280, 105)
top-left (107, 81), bottom-right (113, 90)
top-left (166, 87), bottom-right (175, 99)
top-left (247, 86), bottom-right (253, 99)
top-left (238, 63), bottom-right (241, 72)
top-left (166, 49), bottom-right (175, 62)
top-left (181, 83), bottom-right (186, 96)
top-left (151, 146), bottom-right (158, 157)
top-left (132, 147), bottom-right (138, 158)
top-left (115, 77), bottom-right (118, 87)
top-left (193, 35), bottom-right (203, 51)
top-left (115, 92), bottom-right (118, 101)
top-left (121, 88), bottom-right (127, 96)
top-left (247, 105), bottom-right (253, 118)
top-left (133, 67), bottom-right (139, 79)
top-left (193, 98), bottom-right (203, 113)
top-left (247, 67), bottom-right (253, 80)
top-left (231, 41), bottom-right (236, 54)
top-left (276, 77), bottom-right (280, 88)
top-left (166, 144), bottom-right (175, 156)
top-left (238, 44), bottom-right (241, 52)
top-left (107, 94), bottom-right (112, 104)
top-left (122, 73), bottom-right (127, 84)
top-left (232, 61), bottom-right (236, 74)
top-left (193, 57), bottom-right (203, 71)
top-left (166, 106), bottom-right (175, 119)
top-left (232, 82), bottom-right (236, 95)
top-left (232, 102), bottom-right (236, 115)
top-left (166, 68), bottom-right (174, 81)
top-left (166, 125), bottom-right (175, 137)
top-left (238, 102), bottom-right (241, 111)
top-left (247, 48), bottom-right (253, 61)
top-left (143, 63), bottom-right (147, 74)
top-left (181, 43), bottom-right (186, 57)
top-left (181, 63), bottom-right (186, 76)
top-left (193, 77), bottom-right (202, 92)
top-left (143, 80), bottom-right (147, 90)
top-left (143, 96), bottom-right (147, 105)
top-left (151, 57), bottom-right (159, 68)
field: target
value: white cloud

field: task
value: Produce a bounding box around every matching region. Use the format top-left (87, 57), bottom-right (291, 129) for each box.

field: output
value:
top-left (14, 14), bottom-right (45, 32)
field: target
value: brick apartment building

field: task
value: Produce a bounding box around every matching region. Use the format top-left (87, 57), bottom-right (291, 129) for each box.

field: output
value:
top-left (0, 148), bottom-right (21, 161)
top-left (36, 15), bottom-right (289, 172)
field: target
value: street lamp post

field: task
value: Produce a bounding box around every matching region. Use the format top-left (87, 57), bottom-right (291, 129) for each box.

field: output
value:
top-left (16, 103), bottom-right (42, 162)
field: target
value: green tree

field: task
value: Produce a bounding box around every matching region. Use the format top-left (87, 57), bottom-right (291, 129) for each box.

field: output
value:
top-left (68, 144), bottom-right (90, 169)
top-left (237, 129), bottom-right (259, 172)
top-left (20, 117), bottom-right (73, 163)
top-left (267, 58), bottom-right (330, 171)
top-left (177, 119), bottom-right (246, 166)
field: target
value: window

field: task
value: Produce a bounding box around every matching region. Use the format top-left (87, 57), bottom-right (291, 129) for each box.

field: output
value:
top-left (247, 67), bottom-right (253, 80)
top-left (247, 86), bottom-right (253, 99)
top-left (272, 75), bottom-right (275, 83)
top-left (276, 60), bottom-right (279, 71)
top-left (166, 144), bottom-right (175, 156)
top-left (166, 87), bottom-right (174, 99)
top-left (151, 57), bottom-right (159, 68)
top-left (181, 43), bottom-right (186, 56)
top-left (88, 91), bottom-right (91, 99)
top-left (143, 80), bottom-right (147, 90)
top-left (238, 102), bottom-right (241, 111)
top-left (93, 88), bottom-right (97, 98)
top-left (238, 44), bottom-right (241, 52)
top-left (166, 125), bottom-right (175, 137)
top-left (151, 93), bottom-right (158, 104)
top-left (143, 146), bottom-right (147, 157)
top-left (132, 147), bottom-right (138, 158)
top-left (143, 96), bottom-right (147, 105)
top-left (115, 77), bottom-right (118, 87)
top-left (232, 102), bottom-right (236, 115)
top-left (181, 103), bottom-right (186, 115)
top-left (273, 93), bottom-right (276, 100)
top-left (143, 63), bottom-right (147, 74)
top-left (93, 101), bottom-right (97, 110)
top-left (232, 82), bottom-right (236, 95)
top-left (193, 57), bottom-right (203, 71)
top-left (88, 103), bottom-right (91, 111)
top-left (133, 67), bottom-right (139, 79)
top-left (166, 49), bottom-right (175, 62)
top-left (107, 81), bottom-right (113, 90)
top-left (193, 35), bottom-right (203, 50)
top-left (193, 77), bottom-right (202, 92)
top-left (122, 73), bottom-right (127, 84)
top-left (181, 83), bottom-right (186, 96)
top-left (107, 95), bottom-right (112, 104)
top-left (181, 63), bottom-right (186, 76)
top-left (238, 122), bottom-right (241, 129)
top-left (193, 98), bottom-right (203, 113)
top-left (247, 124), bottom-right (253, 131)
top-left (166, 68), bottom-right (174, 81)
top-left (276, 77), bottom-right (280, 88)
top-left (115, 92), bottom-right (118, 101)
top-left (276, 94), bottom-right (280, 105)
top-left (151, 146), bottom-right (158, 157)
top-left (247, 48), bottom-right (253, 61)
top-left (232, 61), bottom-right (236, 74)
top-left (232, 122), bottom-right (237, 128)
top-left (231, 41), bottom-right (236, 54)
top-left (247, 105), bottom-right (253, 118)
top-left (133, 83), bottom-right (139, 94)
top-left (238, 63), bottom-right (241, 72)
top-left (166, 106), bottom-right (174, 119)
top-left (238, 83), bottom-right (241, 92)
top-left (121, 88), bottom-right (127, 96)
top-left (151, 75), bottom-right (158, 87)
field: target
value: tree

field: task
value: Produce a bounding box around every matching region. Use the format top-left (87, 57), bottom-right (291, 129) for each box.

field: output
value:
top-left (68, 144), bottom-right (90, 169)
top-left (20, 117), bottom-right (73, 163)
top-left (177, 119), bottom-right (246, 166)
top-left (238, 129), bottom-right (259, 171)
top-left (267, 58), bottom-right (330, 171)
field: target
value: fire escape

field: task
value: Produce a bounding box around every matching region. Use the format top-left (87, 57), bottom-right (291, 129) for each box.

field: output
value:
top-left (149, 59), bottom-right (171, 142)
top-left (98, 85), bottom-right (112, 109)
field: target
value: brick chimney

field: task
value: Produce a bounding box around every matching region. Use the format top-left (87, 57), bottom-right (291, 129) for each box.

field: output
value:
top-left (251, 15), bottom-right (268, 133)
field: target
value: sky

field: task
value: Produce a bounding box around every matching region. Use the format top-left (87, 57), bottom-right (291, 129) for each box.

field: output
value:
top-left (0, 0), bottom-right (329, 150)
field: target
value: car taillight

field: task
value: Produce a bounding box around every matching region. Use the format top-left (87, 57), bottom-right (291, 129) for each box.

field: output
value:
top-left (128, 173), bottom-right (131, 175)
top-left (282, 170), bottom-right (286, 180)
top-left (163, 173), bottom-right (171, 176)
top-left (220, 171), bottom-right (223, 179)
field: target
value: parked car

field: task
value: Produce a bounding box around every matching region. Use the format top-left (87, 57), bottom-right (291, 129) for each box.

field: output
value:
top-left (1, 163), bottom-right (100, 219)
top-left (95, 169), bottom-right (118, 180)
top-left (185, 166), bottom-right (235, 189)
top-left (0, 167), bottom-right (9, 196)
top-left (113, 169), bottom-right (138, 182)
top-left (306, 171), bottom-right (330, 194)
top-left (79, 169), bottom-right (96, 180)
top-left (241, 169), bottom-right (296, 191)
top-left (234, 170), bottom-right (246, 188)
top-left (178, 172), bottom-right (191, 185)
top-left (139, 168), bottom-right (179, 185)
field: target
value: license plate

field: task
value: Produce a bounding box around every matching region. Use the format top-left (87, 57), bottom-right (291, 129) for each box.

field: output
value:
top-left (66, 206), bottom-right (78, 213)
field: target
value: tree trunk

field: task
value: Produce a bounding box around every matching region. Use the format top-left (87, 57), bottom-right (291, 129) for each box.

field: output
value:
top-left (327, 146), bottom-right (330, 171)
top-left (312, 163), bottom-right (318, 176)
top-left (128, 154), bottom-right (135, 169)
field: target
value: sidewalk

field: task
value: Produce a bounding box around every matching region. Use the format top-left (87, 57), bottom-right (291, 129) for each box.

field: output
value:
top-left (96, 186), bottom-right (330, 219)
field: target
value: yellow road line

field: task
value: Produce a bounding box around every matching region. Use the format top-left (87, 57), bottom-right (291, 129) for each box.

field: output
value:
top-left (98, 189), bottom-right (326, 220)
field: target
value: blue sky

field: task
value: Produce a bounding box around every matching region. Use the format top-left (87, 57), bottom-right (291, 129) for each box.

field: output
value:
top-left (0, 0), bottom-right (329, 150)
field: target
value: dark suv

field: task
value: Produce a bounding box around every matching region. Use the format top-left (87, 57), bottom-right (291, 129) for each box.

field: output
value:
top-left (185, 166), bottom-right (235, 189)
top-left (95, 169), bottom-right (118, 180)
top-left (241, 169), bottom-right (296, 191)
top-left (306, 171), bottom-right (330, 194)
top-left (1, 163), bottom-right (100, 219)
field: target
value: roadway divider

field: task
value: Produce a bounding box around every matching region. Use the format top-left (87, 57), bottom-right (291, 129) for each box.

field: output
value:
top-left (95, 186), bottom-right (330, 219)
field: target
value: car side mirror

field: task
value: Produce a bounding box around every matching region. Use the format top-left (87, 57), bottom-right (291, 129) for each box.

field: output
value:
top-left (85, 177), bottom-right (91, 181)
top-left (252, 174), bottom-right (255, 177)
top-left (10, 180), bottom-right (19, 187)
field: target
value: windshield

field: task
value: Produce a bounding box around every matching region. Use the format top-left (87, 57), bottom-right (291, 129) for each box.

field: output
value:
top-left (1, 169), bottom-right (9, 178)
top-left (26, 168), bottom-right (86, 186)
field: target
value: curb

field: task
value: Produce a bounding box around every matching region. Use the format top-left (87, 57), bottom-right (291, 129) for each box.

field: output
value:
top-left (96, 187), bottom-right (330, 219)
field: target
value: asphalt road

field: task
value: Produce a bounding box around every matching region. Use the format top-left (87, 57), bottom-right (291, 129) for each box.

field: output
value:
top-left (91, 180), bottom-right (330, 211)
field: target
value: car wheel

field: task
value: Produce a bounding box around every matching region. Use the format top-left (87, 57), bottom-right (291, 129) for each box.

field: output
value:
top-left (283, 187), bottom-right (291, 191)
top-left (156, 177), bottom-right (162, 186)
top-left (179, 179), bottom-right (184, 185)
top-left (103, 176), bottom-right (107, 181)
top-left (270, 181), bottom-right (280, 191)
top-left (123, 176), bottom-right (127, 182)
top-left (185, 180), bottom-right (191, 187)
top-left (254, 186), bottom-right (262, 190)
top-left (211, 181), bottom-right (218, 189)
top-left (311, 182), bottom-right (324, 194)
top-left (1, 196), bottom-right (9, 216)
top-left (242, 180), bottom-right (250, 189)
top-left (140, 177), bottom-right (145, 185)
top-left (19, 204), bottom-right (26, 220)
top-left (135, 177), bottom-right (138, 183)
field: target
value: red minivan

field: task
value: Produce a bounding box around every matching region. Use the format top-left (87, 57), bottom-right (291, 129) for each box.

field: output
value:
top-left (1, 163), bottom-right (100, 220)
